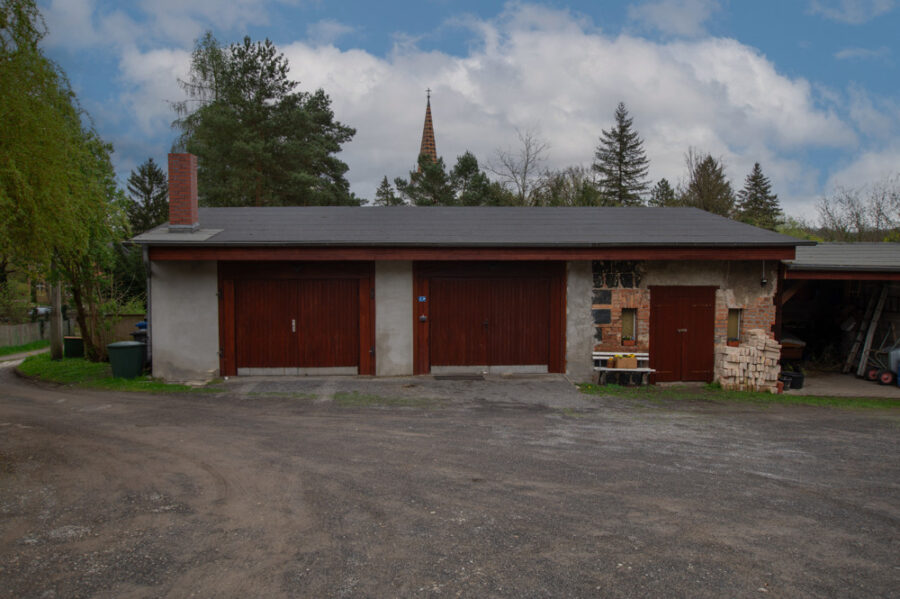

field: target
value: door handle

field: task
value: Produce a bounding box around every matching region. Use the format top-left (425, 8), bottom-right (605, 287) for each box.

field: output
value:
top-left (291, 319), bottom-right (296, 333)
top-left (677, 328), bottom-right (687, 333)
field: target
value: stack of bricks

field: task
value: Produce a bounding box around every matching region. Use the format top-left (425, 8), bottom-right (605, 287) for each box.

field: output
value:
top-left (716, 329), bottom-right (782, 393)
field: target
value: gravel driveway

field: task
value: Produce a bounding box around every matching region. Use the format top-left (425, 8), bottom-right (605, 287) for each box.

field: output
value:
top-left (1, 364), bottom-right (899, 598)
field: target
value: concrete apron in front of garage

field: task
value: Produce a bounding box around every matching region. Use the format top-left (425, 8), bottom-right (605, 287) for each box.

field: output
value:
top-left (221, 373), bottom-right (593, 410)
top-left (784, 371), bottom-right (900, 399)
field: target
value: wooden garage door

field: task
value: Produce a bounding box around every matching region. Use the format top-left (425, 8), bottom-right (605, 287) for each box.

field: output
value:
top-left (218, 262), bottom-right (374, 376)
top-left (234, 278), bottom-right (359, 369)
top-left (649, 286), bottom-right (716, 382)
top-left (414, 262), bottom-right (565, 373)
top-left (430, 277), bottom-right (551, 366)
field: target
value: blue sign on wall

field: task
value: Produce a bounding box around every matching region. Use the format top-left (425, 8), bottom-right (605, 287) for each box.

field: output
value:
top-left (418, 296), bottom-right (427, 302)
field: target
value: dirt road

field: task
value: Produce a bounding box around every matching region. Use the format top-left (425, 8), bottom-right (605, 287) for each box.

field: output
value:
top-left (1, 365), bottom-right (899, 598)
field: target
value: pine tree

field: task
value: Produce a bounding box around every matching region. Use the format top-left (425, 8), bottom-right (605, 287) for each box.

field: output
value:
top-left (126, 158), bottom-right (168, 233)
top-left (592, 102), bottom-right (650, 206)
top-left (648, 178), bottom-right (677, 207)
top-left (736, 163), bottom-right (781, 230)
top-left (394, 154), bottom-right (454, 206)
top-left (373, 176), bottom-right (403, 206)
top-left (394, 152), bottom-right (498, 206)
top-left (450, 151), bottom-right (493, 206)
top-left (173, 33), bottom-right (357, 207)
top-left (680, 151), bottom-right (735, 217)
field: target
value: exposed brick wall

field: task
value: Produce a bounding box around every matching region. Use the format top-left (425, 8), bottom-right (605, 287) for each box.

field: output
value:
top-left (592, 288), bottom-right (651, 352)
top-left (168, 153), bottom-right (199, 230)
top-left (591, 261), bottom-right (778, 357)
top-left (713, 291), bottom-right (777, 346)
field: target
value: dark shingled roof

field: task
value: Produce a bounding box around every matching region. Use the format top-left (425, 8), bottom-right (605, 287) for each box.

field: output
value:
top-left (787, 242), bottom-right (900, 272)
top-left (133, 206), bottom-right (810, 247)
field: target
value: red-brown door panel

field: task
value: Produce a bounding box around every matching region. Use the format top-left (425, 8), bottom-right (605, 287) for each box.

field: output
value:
top-left (650, 286), bottom-right (716, 383)
top-left (234, 280), bottom-right (299, 368)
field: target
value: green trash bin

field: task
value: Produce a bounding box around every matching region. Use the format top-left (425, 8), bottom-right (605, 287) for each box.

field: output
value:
top-left (64, 336), bottom-right (84, 358)
top-left (107, 341), bottom-right (146, 378)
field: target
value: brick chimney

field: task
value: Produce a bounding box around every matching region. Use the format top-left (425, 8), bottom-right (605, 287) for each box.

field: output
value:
top-left (168, 153), bottom-right (199, 232)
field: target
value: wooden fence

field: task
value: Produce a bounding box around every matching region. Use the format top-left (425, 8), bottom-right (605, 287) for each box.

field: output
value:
top-left (111, 314), bottom-right (145, 342)
top-left (0, 319), bottom-right (75, 348)
top-left (0, 312), bottom-right (145, 349)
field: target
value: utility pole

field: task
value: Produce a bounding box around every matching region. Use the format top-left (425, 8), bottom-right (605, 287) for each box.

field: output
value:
top-left (49, 274), bottom-right (63, 360)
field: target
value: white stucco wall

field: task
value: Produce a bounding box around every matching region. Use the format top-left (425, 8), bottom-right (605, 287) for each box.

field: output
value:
top-left (375, 261), bottom-right (414, 376)
top-left (566, 261), bottom-right (594, 382)
top-left (150, 261), bottom-right (219, 382)
top-left (640, 260), bottom-right (778, 302)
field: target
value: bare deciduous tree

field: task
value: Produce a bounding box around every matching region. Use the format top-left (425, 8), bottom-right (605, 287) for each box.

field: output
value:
top-left (533, 166), bottom-right (602, 206)
top-left (817, 176), bottom-right (900, 241)
top-left (487, 128), bottom-right (549, 206)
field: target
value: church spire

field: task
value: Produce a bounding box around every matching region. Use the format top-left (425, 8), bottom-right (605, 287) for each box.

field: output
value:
top-left (418, 88), bottom-right (437, 165)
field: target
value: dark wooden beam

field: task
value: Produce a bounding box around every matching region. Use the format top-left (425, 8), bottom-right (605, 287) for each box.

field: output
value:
top-left (780, 280), bottom-right (807, 305)
top-left (774, 262), bottom-right (785, 341)
top-left (150, 245), bottom-right (798, 262)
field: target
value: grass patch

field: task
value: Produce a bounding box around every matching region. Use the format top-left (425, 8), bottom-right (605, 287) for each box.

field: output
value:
top-left (559, 407), bottom-right (589, 419)
top-left (577, 382), bottom-right (900, 410)
top-left (246, 391), bottom-right (316, 400)
top-left (17, 353), bottom-right (218, 393)
top-left (0, 339), bottom-right (50, 357)
top-left (332, 390), bottom-right (435, 408)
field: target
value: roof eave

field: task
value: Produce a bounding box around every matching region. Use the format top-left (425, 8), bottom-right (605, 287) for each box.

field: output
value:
top-left (132, 240), bottom-right (810, 248)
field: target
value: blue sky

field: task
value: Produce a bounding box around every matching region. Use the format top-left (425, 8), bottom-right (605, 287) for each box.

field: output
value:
top-left (39, 0), bottom-right (900, 217)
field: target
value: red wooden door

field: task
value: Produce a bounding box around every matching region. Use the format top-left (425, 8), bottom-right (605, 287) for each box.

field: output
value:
top-left (233, 278), bottom-right (359, 369)
top-left (429, 277), bottom-right (551, 366)
top-left (488, 277), bottom-right (551, 365)
top-left (297, 279), bottom-right (359, 367)
top-left (649, 286), bottom-right (716, 382)
top-left (234, 280), bottom-right (300, 368)
top-left (430, 278), bottom-right (490, 366)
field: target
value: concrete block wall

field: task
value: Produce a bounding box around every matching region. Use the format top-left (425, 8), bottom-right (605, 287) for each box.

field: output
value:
top-left (375, 261), bottom-right (413, 376)
top-left (566, 261), bottom-right (595, 381)
top-left (150, 260), bottom-right (219, 382)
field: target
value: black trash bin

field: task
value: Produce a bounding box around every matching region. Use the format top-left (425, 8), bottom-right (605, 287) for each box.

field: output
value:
top-left (107, 341), bottom-right (146, 378)
top-left (64, 336), bottom-right (84, 358)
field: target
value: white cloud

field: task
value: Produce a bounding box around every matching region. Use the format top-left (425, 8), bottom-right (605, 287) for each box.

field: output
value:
top-left (847, 87), bottom-right (900, 139)
top-left (137, 0), bottom-right (277, 46)
top-left (43, 0), bottom-right (101, 48)
top-left (627, 0), bottom-right (720, 37)
top-left (834, 46), bottom-right (890, 60)
top-left (42, 0), bottom-right (290, 49)
top-left (808, 0), bottom-right (896, 24)
top-left (306, 19), bottom-right (357, 46)
top-left (51, 2), bottom-right (878, 218)
top-left (826, 147), bottom-right (900, 189)
top-left (118, 46), bottom-right (192, 136)
top-left (275, 5), bottom-right (854, 210)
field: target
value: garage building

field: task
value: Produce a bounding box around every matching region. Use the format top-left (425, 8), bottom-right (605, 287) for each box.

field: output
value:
top-left (134, 154), bottom-right (809, 383)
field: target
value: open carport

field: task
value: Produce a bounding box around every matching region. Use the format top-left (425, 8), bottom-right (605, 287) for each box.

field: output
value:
top-left (779, 242), bottom-right (900, 388)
